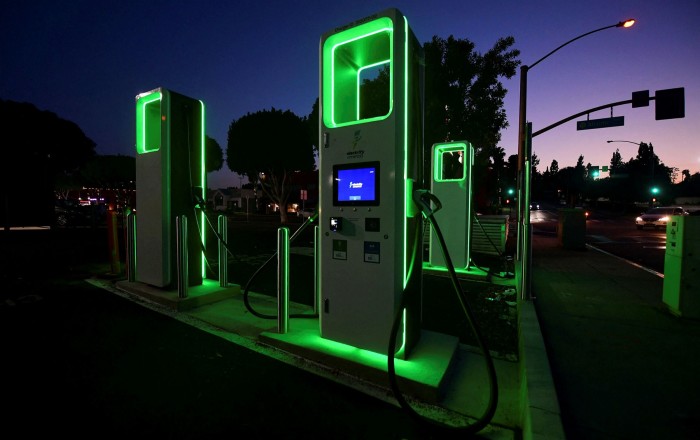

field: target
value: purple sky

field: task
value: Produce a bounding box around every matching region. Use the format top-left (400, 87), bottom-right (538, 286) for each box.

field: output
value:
top-left (2, 0), bottom-right (698, 189)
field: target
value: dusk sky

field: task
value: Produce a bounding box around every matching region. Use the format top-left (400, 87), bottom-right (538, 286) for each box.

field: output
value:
top-left (2, 0), bottom-right (698, 189)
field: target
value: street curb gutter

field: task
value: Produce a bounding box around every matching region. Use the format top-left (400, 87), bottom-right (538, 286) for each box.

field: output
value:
top-left (519, 300), bottom-right (566, 440)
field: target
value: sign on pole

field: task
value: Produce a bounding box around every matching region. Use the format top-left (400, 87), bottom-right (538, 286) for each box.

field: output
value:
top-left (576, 116), bottom-right (624, 131)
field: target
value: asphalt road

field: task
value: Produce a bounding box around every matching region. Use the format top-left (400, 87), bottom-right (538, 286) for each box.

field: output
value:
top-left (1, 228), bottom-right (441, 439)
top-left (529, 207), bottom-right (667, 274)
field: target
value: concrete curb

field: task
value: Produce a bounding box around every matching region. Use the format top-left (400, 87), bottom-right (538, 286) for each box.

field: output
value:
top-left (519, 300), bottom-right (566, 440)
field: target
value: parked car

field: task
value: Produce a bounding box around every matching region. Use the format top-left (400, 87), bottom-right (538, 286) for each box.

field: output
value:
top-left (54, 199), bottom-right (106, 227)
top-left (635, 206), bottom-right (688, 230)
top-left (297, 208), bottom-right (315, 218)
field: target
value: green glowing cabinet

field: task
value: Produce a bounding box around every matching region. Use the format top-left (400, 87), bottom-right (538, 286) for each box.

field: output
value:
top-left (428, 142), bottom-right (474, 270)
top-left (663, 215), bottom-right (700, 318)
top-left (134, 87), bottom-right (205, 288)
top-left (318, 8), bottom-right (424, 357)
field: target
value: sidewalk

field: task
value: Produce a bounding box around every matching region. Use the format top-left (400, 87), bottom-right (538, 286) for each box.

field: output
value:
top-left (531, 231), bottom-right (700, 439)
top-left (103, 265), bottom-right (524, 439)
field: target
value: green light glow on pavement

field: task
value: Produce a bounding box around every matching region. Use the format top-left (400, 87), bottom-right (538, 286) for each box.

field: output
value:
top-left (422, 262), bottom-right (489, 277)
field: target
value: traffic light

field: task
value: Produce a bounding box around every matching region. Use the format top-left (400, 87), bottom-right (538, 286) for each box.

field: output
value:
top-left (655, 87), bottom-right (685, 120)
top-left (651, 186), bottom-right (660, 195)
top-left (507, 188), bottom-right (514, 196)
top-left (590, 166), bottom-right (600, 178)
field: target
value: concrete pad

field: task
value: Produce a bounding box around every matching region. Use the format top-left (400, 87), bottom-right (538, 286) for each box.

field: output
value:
top-left (261, 323), bottom-right (459, 403)
top-left (115, 279), bottom-right (240, 311)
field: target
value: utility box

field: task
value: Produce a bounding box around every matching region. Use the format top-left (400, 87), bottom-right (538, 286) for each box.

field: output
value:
top-left (472, 215), bottom-right (509, 256)
top-left (319, 8), bottom-right (424, 357)
top-left (134, 87), bottom-right (206, 288)
top-left (663, 215), bottom-right (700, 318)
top-left (429, 142), bottom-right (474, 270)
top-left (557, 208), bottom-right (586, 250)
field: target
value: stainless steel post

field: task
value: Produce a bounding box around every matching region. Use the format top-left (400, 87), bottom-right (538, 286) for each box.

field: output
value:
top-left (218, 214), bottom-right (228, 287)
top-left (277, 227), bottom-right (289, 334)
top-left (314, 225), bottom-right (320, 315)
top-left (126, 211), bottom-right (136, 282)
top-left (176, 215), bottom-right (188, 298)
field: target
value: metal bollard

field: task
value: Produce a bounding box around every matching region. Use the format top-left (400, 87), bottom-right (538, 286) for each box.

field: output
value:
top-left (126, 211), bottom-right (136, 282)
top-left (218, 215), bottom-right (228, 287)
top-left (176, 215), bottom-right (189, 298)
top-left (314, 225), bottom-right (320, 315)
top-left (107, 211), bottom-right (121, 275)
top-left (277, 227), bottom-right (289, 334)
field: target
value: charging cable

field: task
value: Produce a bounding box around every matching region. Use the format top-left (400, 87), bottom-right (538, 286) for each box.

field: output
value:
top-left (387, 189), bottom-right (499, 435)
top-left (242, 211), bottom-right (319, 320)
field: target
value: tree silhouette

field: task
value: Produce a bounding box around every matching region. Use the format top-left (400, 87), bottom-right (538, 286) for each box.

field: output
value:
top-left (423, 35), bottom-right (520, 210)
top-left (226, 108), bottom-right (315, 223)
top-left (206, 135), bottom-right (224, 173)
top-left (1, 99), bottom-right (96, 227)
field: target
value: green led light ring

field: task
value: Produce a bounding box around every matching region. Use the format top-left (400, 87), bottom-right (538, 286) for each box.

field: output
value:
top-left (135, 92), bottom-right (162, 154)
top-left (433, 143), bottom-right (467, 182)
top-left (322, 17), bottom-right (394, 128)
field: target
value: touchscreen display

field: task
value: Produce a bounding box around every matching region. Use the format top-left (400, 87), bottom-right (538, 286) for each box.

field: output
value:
top-left (333, 162), bottom-right (380, 206)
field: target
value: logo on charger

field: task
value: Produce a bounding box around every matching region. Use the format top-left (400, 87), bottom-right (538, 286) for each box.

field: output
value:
top-left (349, 182), bottom-right (363, 189)
top-left (347, 130), bottom-right (364, 159)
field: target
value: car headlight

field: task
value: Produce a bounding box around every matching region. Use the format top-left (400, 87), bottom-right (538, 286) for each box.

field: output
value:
top-left (659, 216), bottom-right (669, 222)
top-left (636, 217), bottom-right (642, 222)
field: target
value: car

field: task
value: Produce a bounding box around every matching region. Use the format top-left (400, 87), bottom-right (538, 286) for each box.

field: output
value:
top-left (54, 199), bottom-right (106, 227)
top-left (635, 206), bottom-right (688, 230)
top-left (530, 201), bottom-right (540, 210)
top-left (297, 208), bottom-right (315, 218)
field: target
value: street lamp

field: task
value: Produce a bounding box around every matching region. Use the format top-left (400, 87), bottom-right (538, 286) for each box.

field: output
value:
top-left (516, 19), bottom-right (635, 300)
top-left (607, 140), bottom-right (640, 146)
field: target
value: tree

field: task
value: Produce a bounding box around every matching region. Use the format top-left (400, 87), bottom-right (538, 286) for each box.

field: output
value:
top-left (205, 135), bottom-right (224, 173)
top-left (79, 155), bottom-right (134, 188)
top-left (610, 148), bottom-right (624, 175)
top-left (1, 99), bottom-right (96, 175)
top-left (423, 35), bottom-right (520, 210)
top-left (226, 108), bottom-right (315, 223)
top-left (549, 159), bottom-right (559, 175)
top-left (1, 99), bottom-right (96, 227)
top-left (359, 64), bottom-right (390, 119)
top-left (625, 142), bottom-right (671, 203)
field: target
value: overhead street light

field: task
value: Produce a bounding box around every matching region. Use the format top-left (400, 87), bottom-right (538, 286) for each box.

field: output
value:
top-left (607, 139), bottom-right (641, 145)
top-left (516, 19), bottom-right (635, 301)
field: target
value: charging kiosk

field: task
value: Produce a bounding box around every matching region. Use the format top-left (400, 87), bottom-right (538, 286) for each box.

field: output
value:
top-left (663, 215), bottom-right (700, 318)
top-left (428, 142), bottom-right (474, 270)
top-left (134, 87), bottom-right (206, 288)
top-left (319, 8), bottom-right (424, 358)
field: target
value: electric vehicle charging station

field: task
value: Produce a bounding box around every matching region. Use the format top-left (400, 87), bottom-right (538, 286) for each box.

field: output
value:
top-left (663, 215), bottom-right (700, 318)
top-left (318, 8), bottom-right (425, 358)
top-left (427, 142), bottom-right (474, 270)
top-left (134, 87), bottom-right (206, 289)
